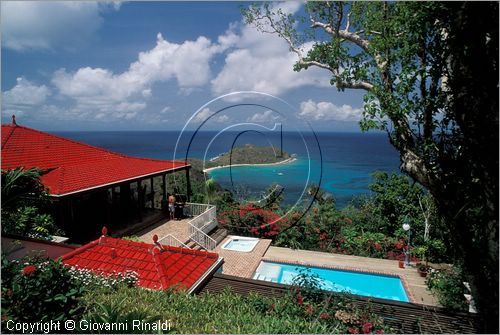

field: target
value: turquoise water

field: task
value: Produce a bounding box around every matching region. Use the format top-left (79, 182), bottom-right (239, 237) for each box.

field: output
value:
top-left (54, 131), bottom-right (400, 207)
top-left (254, 261), bottom-right (409, 302)
top-left (222, 237), bottom-right (259, 252)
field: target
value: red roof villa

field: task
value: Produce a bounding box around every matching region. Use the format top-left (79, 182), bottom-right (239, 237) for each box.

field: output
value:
top-left (61, 227), bottom-right (223, 293)
top-left (1, 117), bottom-right (193, 242)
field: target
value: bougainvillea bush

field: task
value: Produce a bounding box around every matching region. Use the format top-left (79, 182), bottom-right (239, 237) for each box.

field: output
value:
top-left (218, 204), bottom-right (286, 239)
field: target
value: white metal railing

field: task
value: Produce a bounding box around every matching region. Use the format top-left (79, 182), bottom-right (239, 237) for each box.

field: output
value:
top-left (157, 234), bottom-right (189, 249)
top-left (185, 202), bottom-right (211, 217)
top-left (189, 224), bottom-right (216, 251)
top-left (187, 205), bottom-right (217, 250)
top-left (157, 203), bottom-right (218, 251)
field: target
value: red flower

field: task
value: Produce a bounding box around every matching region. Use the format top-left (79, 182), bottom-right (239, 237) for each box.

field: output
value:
top-left (319, 312), bottom-right (330, 320)
top-left (362, 322), bottom-right (373, 334)
top-left (319, 232), bottom-right (328, 241)
top-left (348, 327), bottom-right (360, 334)
top-left (375, 330), bottom-right (384, 334)
top-left (374, 243), bottom-right (382, 250)
top-left (394, 241), bottom-right (403, 250)
top-left (296, 293), bottom-right (304, 305)
top-left (22, 265), bottom-right (36, 276)
top-left (305, 304), bottom-right (314, 316)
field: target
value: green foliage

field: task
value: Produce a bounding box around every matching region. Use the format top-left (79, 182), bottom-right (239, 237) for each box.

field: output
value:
top-left (2, 206), bottom-right (62, 240)
top-left (243, 2), bottom-right (498, 328)
top-left (79, 300), bottom-right (162, 334)
top-left (1, 256), bottom-right (85, 323)
top-left (81, 284), bottom-right (391, 334)
top-left (426, 267), bottom-right (468, 312)
top-left (1, 168), bottom-right (62, 240)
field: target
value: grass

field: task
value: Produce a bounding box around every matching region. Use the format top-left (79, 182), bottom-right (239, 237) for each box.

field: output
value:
top-left (80, 285), bottom-right (387, 334)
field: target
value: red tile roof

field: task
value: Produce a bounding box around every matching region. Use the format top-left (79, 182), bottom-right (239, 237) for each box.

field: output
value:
top-left (1, 123), bottom-right (190, 196)
top-left (61, 232), bottom-right (220, 291)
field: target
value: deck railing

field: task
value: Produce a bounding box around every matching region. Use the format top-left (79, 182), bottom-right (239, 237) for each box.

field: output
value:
top-left (158, 202), bottom-right (218, 250)
top-left (157, 234), bottom-right (190, 249)
top-left (187, 204), bottom-right (217, 250)
top-left (189, 224), bottom-right (216, 251)
top-left (185, 202), bottom-right (211, 217)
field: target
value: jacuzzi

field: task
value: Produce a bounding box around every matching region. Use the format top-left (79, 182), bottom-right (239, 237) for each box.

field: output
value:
top-left (221, 236), bottom-right (259, 252)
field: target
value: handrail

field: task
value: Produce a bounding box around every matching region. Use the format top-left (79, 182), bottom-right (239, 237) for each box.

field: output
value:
top-left (158, 203), bottom-right (218, 251)
top-left (157, 234), bottom-right (190, 249)
top-left (185, 202), bottom-right (211, 217)
top-left (189, 224), bottom-right (216, 251)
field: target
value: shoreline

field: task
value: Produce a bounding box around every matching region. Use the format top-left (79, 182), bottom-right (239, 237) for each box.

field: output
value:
top-left (203, 156), bottom-right (297, 173)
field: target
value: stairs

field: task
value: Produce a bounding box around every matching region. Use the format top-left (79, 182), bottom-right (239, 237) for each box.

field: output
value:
top-left (185, 240), bottom-right (204, 251)
top-left (208, 227), bottom-right (228, 245)
top-left (252, 272), bottom-right (277, 283)
top-left (185, 226), bottom-right (228, 251)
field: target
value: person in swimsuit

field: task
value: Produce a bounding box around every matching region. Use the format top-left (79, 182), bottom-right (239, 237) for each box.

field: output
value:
top-left (168, 194), bottom-right (176, 220)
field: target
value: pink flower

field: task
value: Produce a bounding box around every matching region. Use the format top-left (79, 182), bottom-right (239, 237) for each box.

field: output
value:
top-left (375, 330), bottom-right (384, 334)
top-left (305, 304), bottom-right (314, 316)
top-left (297, 293), bottom-right (304, 305)
top-left (348, 327), bottom-right (360, 334)
top-left (22, 265), bottom-right (36, 276)
top-left (362, 322), bottom-right (373, 334)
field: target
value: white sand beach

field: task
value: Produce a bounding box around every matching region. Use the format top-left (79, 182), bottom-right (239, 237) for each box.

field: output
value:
top-left (203, 156), bottom-right (297, 173)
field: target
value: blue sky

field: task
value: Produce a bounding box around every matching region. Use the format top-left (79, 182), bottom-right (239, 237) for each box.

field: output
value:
top-left (1, 1), bottom-right (368, 132)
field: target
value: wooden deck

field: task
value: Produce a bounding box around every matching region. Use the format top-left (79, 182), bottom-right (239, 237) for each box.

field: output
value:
top-left (199, 273), bottom-right (479, 334)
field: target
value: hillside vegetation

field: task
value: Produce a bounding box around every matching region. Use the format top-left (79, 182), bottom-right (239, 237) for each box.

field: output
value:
top-left (209, 144), bottom-right (290, 166)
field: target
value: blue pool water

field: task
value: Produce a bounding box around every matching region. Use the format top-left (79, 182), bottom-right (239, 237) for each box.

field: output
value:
top-left (254, 261), bottom-right (409, 302)
top-left (222, 237), bottom-right (259, 252)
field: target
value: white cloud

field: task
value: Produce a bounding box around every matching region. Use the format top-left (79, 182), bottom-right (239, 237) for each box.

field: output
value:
top-left (2, 77), bottom-right (51, 108)
top-left (298, 99), bottom-right (363, 122)
top-left (192, 107), bottom-right (214, 123)
top-left (247, 110), bottom-right (280, 123)
top-left (51, 33), bottom-right (224, 119)
top-left (192, 107), bottom-right (230, 123)
top-left (160, 106), bottom-right (171, 114)
top-left (0, 1), bottom-right (116, 51)
top-left (211, 21), bottom-right (330, 98)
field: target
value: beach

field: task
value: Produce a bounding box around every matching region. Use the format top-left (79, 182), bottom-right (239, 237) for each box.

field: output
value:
top-left (203, 156), bottom-right (297, 173)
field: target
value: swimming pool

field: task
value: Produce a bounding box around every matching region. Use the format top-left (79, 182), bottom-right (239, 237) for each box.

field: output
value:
top-left (253, 261), bottom-right (409, 302)
top-left (222, 236), bottom-right (259, 252)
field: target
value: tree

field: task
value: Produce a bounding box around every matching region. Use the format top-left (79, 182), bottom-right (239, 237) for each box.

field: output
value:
top-left (244, 2), bottom-right (498, 330)
top-left (1, 168), bottom-right (62, 239)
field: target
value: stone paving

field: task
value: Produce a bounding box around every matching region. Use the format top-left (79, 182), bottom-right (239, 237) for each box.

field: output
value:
top-left (214, 236), bottom-right (272, 278)
top-left (136, 218), bottom-right (192, 244)
top-left (263, 246), bottom-right (438, 306)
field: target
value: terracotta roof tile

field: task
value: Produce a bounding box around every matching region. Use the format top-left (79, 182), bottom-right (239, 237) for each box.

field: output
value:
top-left (1, 124), bottom-right (190, 195)
top-left (61, 235), bottom-right (219, 291)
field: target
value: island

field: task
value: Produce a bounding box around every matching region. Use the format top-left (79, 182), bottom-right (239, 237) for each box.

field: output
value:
top-left (201, 144), bottom-right (296, 173)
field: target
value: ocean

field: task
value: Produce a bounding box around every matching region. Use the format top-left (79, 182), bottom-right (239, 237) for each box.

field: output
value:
top-left (55, 130), bottom-right (401, 207)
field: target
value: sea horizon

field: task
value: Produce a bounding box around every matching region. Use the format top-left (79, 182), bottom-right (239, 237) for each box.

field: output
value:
top-left (53, 130), bottom-right (401, 208)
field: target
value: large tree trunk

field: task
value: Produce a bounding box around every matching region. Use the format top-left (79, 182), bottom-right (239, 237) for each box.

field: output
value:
top-left (398, 2), bottom-right (499, 332)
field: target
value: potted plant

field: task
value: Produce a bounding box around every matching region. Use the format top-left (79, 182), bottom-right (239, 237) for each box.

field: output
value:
top-left (417, 263), bottom-right (430, 277)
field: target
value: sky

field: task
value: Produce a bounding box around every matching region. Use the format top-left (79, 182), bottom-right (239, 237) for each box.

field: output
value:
top-left (1, 1), bottom-right (369, 132)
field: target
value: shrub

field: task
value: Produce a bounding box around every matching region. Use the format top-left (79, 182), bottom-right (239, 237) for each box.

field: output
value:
top-left (2, 256), bottom-right (85, 322)
top-left (426, 267), bottom-right (468, 311)
top-left (68, 266), bottom-right (138, 290)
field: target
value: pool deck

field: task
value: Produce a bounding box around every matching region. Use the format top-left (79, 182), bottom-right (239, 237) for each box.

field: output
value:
top-left (214, 236), bottom-right (272, 278)
top-left (263, 246), bottom-right (438, 306)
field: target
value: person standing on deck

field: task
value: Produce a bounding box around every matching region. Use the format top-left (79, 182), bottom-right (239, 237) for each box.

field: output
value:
top-left (168, 194), bottom-right (176, 220)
